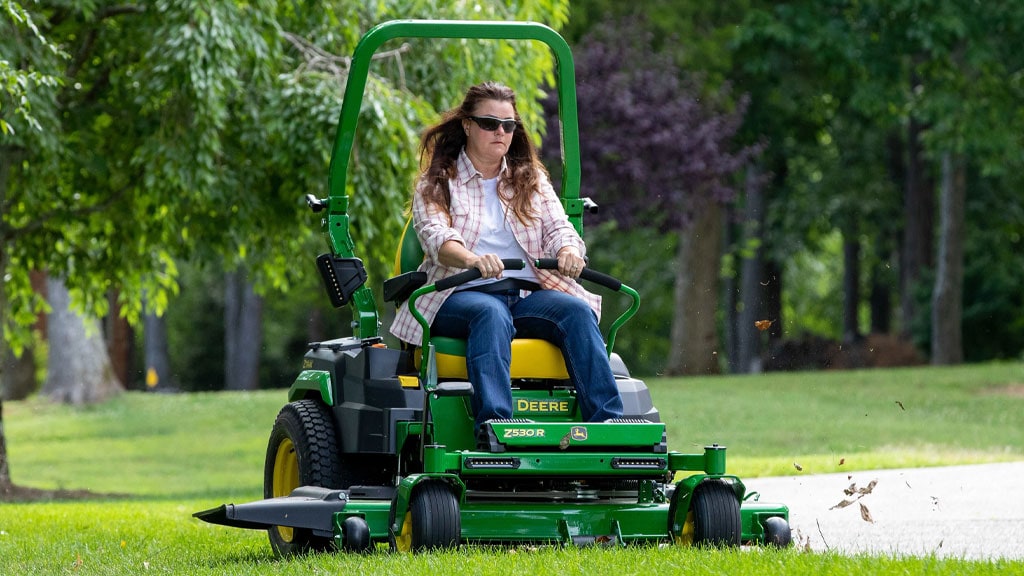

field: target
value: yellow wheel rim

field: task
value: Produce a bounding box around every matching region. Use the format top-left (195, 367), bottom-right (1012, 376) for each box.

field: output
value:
top-left (674, 511), bottom-right (695, 546)
top-left (272, 437), bottom-right (299, 542)
top-left (394, 512), bottom-right (413, 552)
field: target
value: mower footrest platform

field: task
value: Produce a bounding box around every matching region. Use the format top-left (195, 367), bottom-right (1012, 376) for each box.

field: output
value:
top-left (478, 420), bottom-right (667, 453)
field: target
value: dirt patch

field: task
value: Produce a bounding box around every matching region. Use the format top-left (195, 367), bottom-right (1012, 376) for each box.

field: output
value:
top-left (979, 383), bottom-right (1024, 398)
top-left (0, 483), bottom-right (129, 503)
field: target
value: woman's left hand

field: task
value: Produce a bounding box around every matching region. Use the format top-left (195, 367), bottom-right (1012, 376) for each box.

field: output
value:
top-left (556, 247), bottom-right (585, 279)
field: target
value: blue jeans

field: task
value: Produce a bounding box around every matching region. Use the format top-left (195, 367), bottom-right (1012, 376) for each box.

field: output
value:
top-left (432, 288), bottom-right (624, 429)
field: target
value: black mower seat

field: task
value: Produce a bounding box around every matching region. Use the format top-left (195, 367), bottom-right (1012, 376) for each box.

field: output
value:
top-left (391, 219), bottom-right (570, 381)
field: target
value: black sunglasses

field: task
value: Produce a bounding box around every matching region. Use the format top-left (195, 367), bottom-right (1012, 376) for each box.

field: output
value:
top-left (468, 115), bottom-right (518, 133)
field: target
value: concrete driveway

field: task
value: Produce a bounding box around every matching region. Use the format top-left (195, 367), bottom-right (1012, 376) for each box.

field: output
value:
top-left (744, 461), bottom-right (1024, 560)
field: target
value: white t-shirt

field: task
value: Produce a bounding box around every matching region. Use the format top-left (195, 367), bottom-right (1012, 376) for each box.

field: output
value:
top-left (460, 176), bottom-right (539, 290)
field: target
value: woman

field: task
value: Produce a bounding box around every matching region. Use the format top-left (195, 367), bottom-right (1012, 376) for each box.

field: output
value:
top-left (390, 82), bottom-right (623, 433)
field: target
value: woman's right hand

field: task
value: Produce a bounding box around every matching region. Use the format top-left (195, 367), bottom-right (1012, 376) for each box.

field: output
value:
top-left (437, 240), bottom-right (503, 279)
top-left (469, 253), bottom-right (504, 279)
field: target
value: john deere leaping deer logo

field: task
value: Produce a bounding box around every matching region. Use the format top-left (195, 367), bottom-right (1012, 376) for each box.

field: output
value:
top-left (570, 426), bottom-right (588, 442)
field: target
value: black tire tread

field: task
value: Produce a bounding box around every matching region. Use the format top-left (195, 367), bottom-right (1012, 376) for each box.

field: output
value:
top-left (692, 480), bottom-right (742, 548)
top-left (263, 399), bottom-right (342, 556)
top-left (410, 481), bottom-right (460, 551)
top-left (282, 399), bottom-right (342, 489)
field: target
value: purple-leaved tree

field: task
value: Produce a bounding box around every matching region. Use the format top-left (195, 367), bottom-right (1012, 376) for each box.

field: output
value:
top-left (544, 18), bottom-right (759, 374)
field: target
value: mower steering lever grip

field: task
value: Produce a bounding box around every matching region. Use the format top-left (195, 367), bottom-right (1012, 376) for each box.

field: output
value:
top-left (535, 258), bottom-right (623, 292)
top-left (433, 258), bottom-right (525, 292)
top-left (304, 194), bottom-right (326, 213)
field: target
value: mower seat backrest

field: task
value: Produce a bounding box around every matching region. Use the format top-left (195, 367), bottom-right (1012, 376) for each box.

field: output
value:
top-left (394, 219), bottom-right (570, 381)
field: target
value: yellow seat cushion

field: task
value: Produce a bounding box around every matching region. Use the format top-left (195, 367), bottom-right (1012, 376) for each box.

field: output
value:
top-left (422, 337), bottom-right (570, 380)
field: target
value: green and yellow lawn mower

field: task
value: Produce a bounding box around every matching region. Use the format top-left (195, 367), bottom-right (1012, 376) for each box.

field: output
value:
top-left (194, 19), bottom-right (791, 554)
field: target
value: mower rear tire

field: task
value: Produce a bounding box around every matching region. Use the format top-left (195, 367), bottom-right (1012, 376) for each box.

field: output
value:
top-left (264, 399), bottom-right (342, 556)
top-left (390, 481), bottom-right (461, 552)
top-left (691, 480), bottom-right (742, 548)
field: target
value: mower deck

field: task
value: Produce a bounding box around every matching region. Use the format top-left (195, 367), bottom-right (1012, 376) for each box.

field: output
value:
top-left (196, 429), bottom-right (790, 549)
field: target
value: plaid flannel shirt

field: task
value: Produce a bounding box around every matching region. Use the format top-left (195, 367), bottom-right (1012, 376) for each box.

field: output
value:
top-left (389, 149), bottom-right (601, 346)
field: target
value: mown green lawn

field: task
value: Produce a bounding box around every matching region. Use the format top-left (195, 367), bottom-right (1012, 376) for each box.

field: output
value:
top-left (655, 361), bottom-right (1024, 477)
top-left (1, 504), bottom-right (1017, 576)
top-left (1, 361), bottom-right (1022, 574)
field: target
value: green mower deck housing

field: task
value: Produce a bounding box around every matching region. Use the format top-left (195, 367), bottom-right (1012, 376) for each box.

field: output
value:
top-left (194, 19), bottom-right (791, 554)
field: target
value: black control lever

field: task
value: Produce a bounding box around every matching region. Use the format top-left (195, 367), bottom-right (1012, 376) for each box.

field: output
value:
top-left (305, 194), bottom-right (327, 213)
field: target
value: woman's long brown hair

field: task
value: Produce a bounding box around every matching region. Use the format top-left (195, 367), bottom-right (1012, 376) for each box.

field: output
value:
top-left (418, 82), bottom-right (547, 224)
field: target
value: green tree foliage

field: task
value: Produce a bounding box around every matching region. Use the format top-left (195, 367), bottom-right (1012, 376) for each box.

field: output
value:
top-left (562, 0), bottom-right (751, 90)
top-left (0, 0), bottom-right (63, 138)
top-left (732, 1), bottom-right (1024, 355)
top-left (1, 0), bottom-right (571, 486)
top-left (1, 0), bottom-right (569, 352)
top-left (561, 0), bottom-right (1024, 367)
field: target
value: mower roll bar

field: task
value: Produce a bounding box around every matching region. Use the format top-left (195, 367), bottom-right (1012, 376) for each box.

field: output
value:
top-left (328, 20), bottom-right (582, 213)
top-left (321, 20), bottom-right (586, 340)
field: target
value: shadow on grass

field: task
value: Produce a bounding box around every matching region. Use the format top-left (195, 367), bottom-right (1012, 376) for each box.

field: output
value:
top-left (0, 480), bottom-right (263, 503)
top-left (0, 482), bottom-right (132, 503)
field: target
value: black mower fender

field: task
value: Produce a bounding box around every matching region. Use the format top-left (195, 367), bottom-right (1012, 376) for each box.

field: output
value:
top-left (390, 473), bottom-right (466, 534)
top-left (288, 370), bottom-right (334, 405)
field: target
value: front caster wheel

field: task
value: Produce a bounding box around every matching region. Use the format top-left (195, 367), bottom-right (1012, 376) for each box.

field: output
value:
top-left (763, 516), bottom-right (792, 547)
top-left (341, 516), bottom-right (372, 552)
top-left (390, 481), bottom-right (460, 552)
top-left (691, 480), bottom-right (742, 548)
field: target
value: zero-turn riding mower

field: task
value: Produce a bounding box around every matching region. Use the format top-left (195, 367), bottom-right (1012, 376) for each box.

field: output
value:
top-left (194, 19), bottom-right (792, 554)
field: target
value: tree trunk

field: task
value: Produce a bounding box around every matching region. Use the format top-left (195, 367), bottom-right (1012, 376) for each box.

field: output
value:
top-left (307, 307), bottom-right (327, 343)
top-left (737, 164), bottom-right (766, 373)
top-left (42, 278), bottom-right (123, 404)
top-left (666, 202), bottom-right (723, 375)
top-left (931, 152), bottom-right (965, 365)
top-left (869, 252), bottom-right (893, 334)
top-left (842, 233), bottom-right (861, 342)
top-left (868, 232), bottom-right (894, 335)
top-left (1, 343), bottom-right (37, 401)
top-left (224, 269), bottom-right (263, 391)
top-left (722, 204), bottom-right (739, 374)
top-left (0, 397), bottom-right (9, 490)
top-left (105, 292), bottom-right (133, 388)
top-left (901, 115), bottom-right (934, 336)
top-left (0, 252), bottom-right (10, 489)
top-left (877, 131), bottom-right (903, 336)
top-left (762, 259), bottom-right (783, 341)
top-left (0, 145), bottom-right (13, 489)
top-left (144, 310), bottom-right (176, 391)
